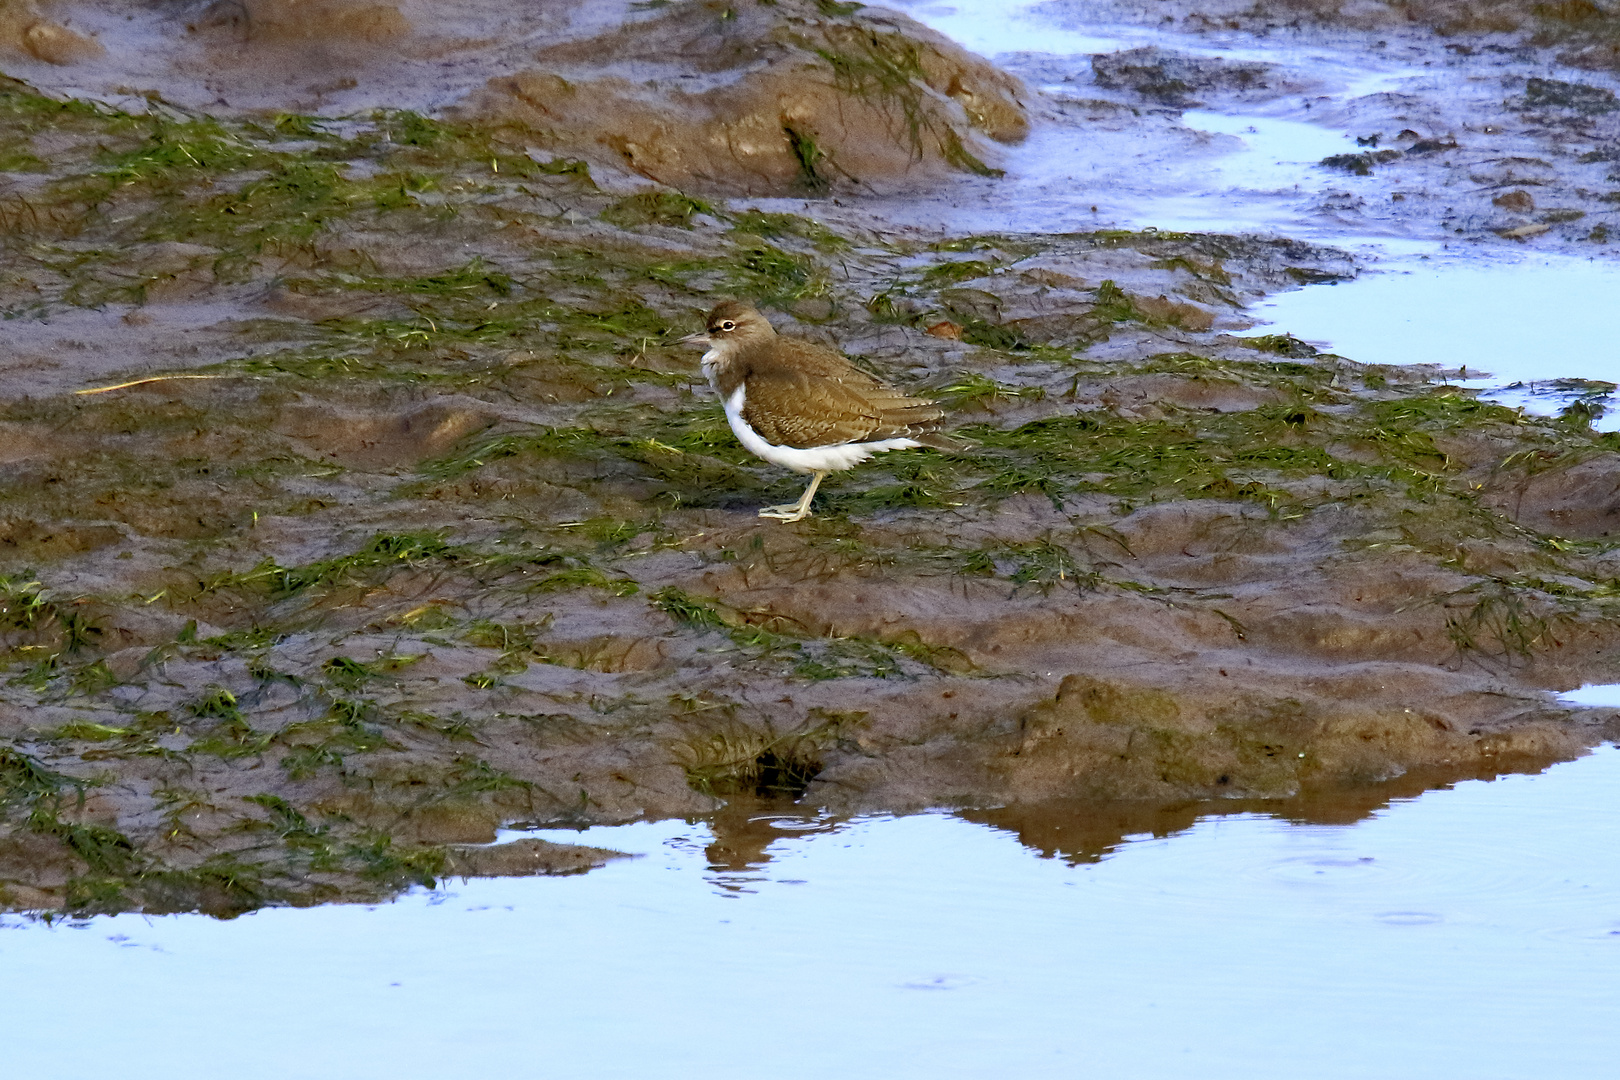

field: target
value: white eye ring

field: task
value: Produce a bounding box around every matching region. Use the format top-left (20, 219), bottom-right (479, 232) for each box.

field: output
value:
top-left (719, 320), bottom-right (736, 331)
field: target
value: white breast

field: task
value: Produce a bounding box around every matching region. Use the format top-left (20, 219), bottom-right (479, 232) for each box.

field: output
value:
top-left (723, 385), bottom-right (919, 475)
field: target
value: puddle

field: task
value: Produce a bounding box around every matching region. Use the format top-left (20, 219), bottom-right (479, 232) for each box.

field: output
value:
top-left (5, 749), bottom-right (1619, 1079)
top-left (1240, 256), bottom-right (1620, 426)
top-left (1561, 684), bottom-right (1620, 708)
top-left (1180, 110), bottom-right (1356, 191)
top-left (899, 0), bottom-right (1128, 56)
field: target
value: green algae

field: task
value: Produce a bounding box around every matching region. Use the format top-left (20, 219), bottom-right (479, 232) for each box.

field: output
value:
top-left (726, 209), bottom-right (849, 252)
top-left (601, 192), bottom-right (714, 229)
top-left (784, 126), bottom-right (834, 193)
top-left (0, 86), bottom-right (595, 316)
top-left (652, 585), bottom-right (969, 679)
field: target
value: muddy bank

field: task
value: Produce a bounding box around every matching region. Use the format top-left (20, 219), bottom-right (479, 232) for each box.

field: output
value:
top-left (1, 13), bottom-right (1620, 915)
top-left (846, 0), bottom-right (1620, 252)
top-left (0, 0), bottom-right (1024, 194)
top-left (1066, 0), bottom-right (1620, 69)
top-left (461, 0), bottom-right (1027, 193)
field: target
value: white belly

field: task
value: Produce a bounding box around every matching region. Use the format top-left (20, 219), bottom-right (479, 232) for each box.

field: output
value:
top-left (722, 385), bottom-right (919, 475)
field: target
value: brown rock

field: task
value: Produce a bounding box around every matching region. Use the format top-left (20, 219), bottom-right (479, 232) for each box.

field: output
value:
top-left (0, 2), bottom-right (103, 66)
top-left (461, 0), bottom-right (1026, 195)
top-left (22, 20), bottom-right (101, 64)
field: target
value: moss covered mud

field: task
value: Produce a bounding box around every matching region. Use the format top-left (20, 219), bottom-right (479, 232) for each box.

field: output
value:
top-left (1, 59), bottom-right (1619, 917)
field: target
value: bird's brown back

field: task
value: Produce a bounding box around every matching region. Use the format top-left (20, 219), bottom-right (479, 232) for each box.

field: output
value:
top-left (716, 337), bottom-right (949, 449)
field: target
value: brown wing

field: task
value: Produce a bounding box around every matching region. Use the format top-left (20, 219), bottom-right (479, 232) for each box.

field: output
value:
top-left (740, 365), bottom-right (947, 449)
top-left (758, 339), bottom-right (890, 386)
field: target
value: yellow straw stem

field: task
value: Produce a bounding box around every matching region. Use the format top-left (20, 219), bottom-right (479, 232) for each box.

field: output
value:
top-left (74, 374), bottom-right (242, 396)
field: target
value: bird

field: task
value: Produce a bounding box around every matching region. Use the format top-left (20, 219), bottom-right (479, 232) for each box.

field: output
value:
top-left (680, 300), bottom-right (960, 522)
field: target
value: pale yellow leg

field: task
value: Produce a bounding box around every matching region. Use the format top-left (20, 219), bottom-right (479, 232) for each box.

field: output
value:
top-left (758, 471), bottom-right (827, 522)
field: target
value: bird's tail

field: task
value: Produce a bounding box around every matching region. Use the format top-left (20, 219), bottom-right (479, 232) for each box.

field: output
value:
top-left (915, 430), bottom-right (976, 453)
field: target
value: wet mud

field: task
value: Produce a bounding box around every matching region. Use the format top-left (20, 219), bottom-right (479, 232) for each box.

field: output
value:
top-left (855, 0), bottom-right (1620, 251)
top-left (0, 0), bottom-right (1024, 194)
top-left (1, 3), bottom-right (1620, 916)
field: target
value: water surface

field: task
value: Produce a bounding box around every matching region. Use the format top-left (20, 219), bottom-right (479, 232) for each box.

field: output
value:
top-left (1240, 256), bottom-right (1620, 423)
top-left (5, 748), bottom-right (1618, 1079)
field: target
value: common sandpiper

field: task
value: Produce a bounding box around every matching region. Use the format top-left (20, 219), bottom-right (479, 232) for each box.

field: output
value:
top-left (680, 300), bottom-right (960, 522)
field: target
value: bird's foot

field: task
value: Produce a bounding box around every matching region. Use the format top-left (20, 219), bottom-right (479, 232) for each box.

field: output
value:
top-left (758, 503), bottom-right (813, 522)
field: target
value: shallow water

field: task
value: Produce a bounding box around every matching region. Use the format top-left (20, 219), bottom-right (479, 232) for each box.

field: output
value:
top-left (1561, 683), bottom-right (1620, 708)
top-left (1239, 253), bottom-right (1620, 373)
top-left (907, 0), bottom-right (1128, 57)
top-left (5, 748), bottom-right (1618, 1079)
top-left (1240, 255), bottom-right (1620, 424)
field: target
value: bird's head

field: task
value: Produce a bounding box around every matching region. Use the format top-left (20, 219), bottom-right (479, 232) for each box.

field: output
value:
top-left (679, 301), bottom-right (776, 356)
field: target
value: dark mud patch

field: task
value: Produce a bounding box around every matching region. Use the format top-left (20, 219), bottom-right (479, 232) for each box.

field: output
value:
top-left (1091, 46), bottom-right (1284, 107)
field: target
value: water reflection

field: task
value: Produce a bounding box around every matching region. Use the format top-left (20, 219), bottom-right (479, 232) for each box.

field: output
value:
top-left (700, 800), bottom-right (841, 893)
top-left (682, 751), bottom-right (1574, 885)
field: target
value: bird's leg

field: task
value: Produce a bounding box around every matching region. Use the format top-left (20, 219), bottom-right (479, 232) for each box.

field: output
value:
top-left (758, 471), bottom-right (827, 522)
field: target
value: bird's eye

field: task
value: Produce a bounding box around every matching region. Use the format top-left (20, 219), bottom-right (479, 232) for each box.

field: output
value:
top-left (719, 320), bottom-right (736, 332)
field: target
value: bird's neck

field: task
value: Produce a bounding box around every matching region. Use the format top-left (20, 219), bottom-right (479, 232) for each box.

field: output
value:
top-left (701, 337), bottom-right (773, 397)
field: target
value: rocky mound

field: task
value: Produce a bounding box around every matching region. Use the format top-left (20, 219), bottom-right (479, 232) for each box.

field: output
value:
top-left (0, 0), bottom-right (1026, 194)
top-left (463, 0), bottom-right (1027, 193)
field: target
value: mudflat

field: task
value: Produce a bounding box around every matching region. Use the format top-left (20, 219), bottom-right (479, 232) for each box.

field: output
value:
top-left (1, 0), bottom-right (1619, 916)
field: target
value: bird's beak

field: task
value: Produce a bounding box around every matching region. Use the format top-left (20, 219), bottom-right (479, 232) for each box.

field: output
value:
top-left (678, 331), bottom-right (712, 347)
